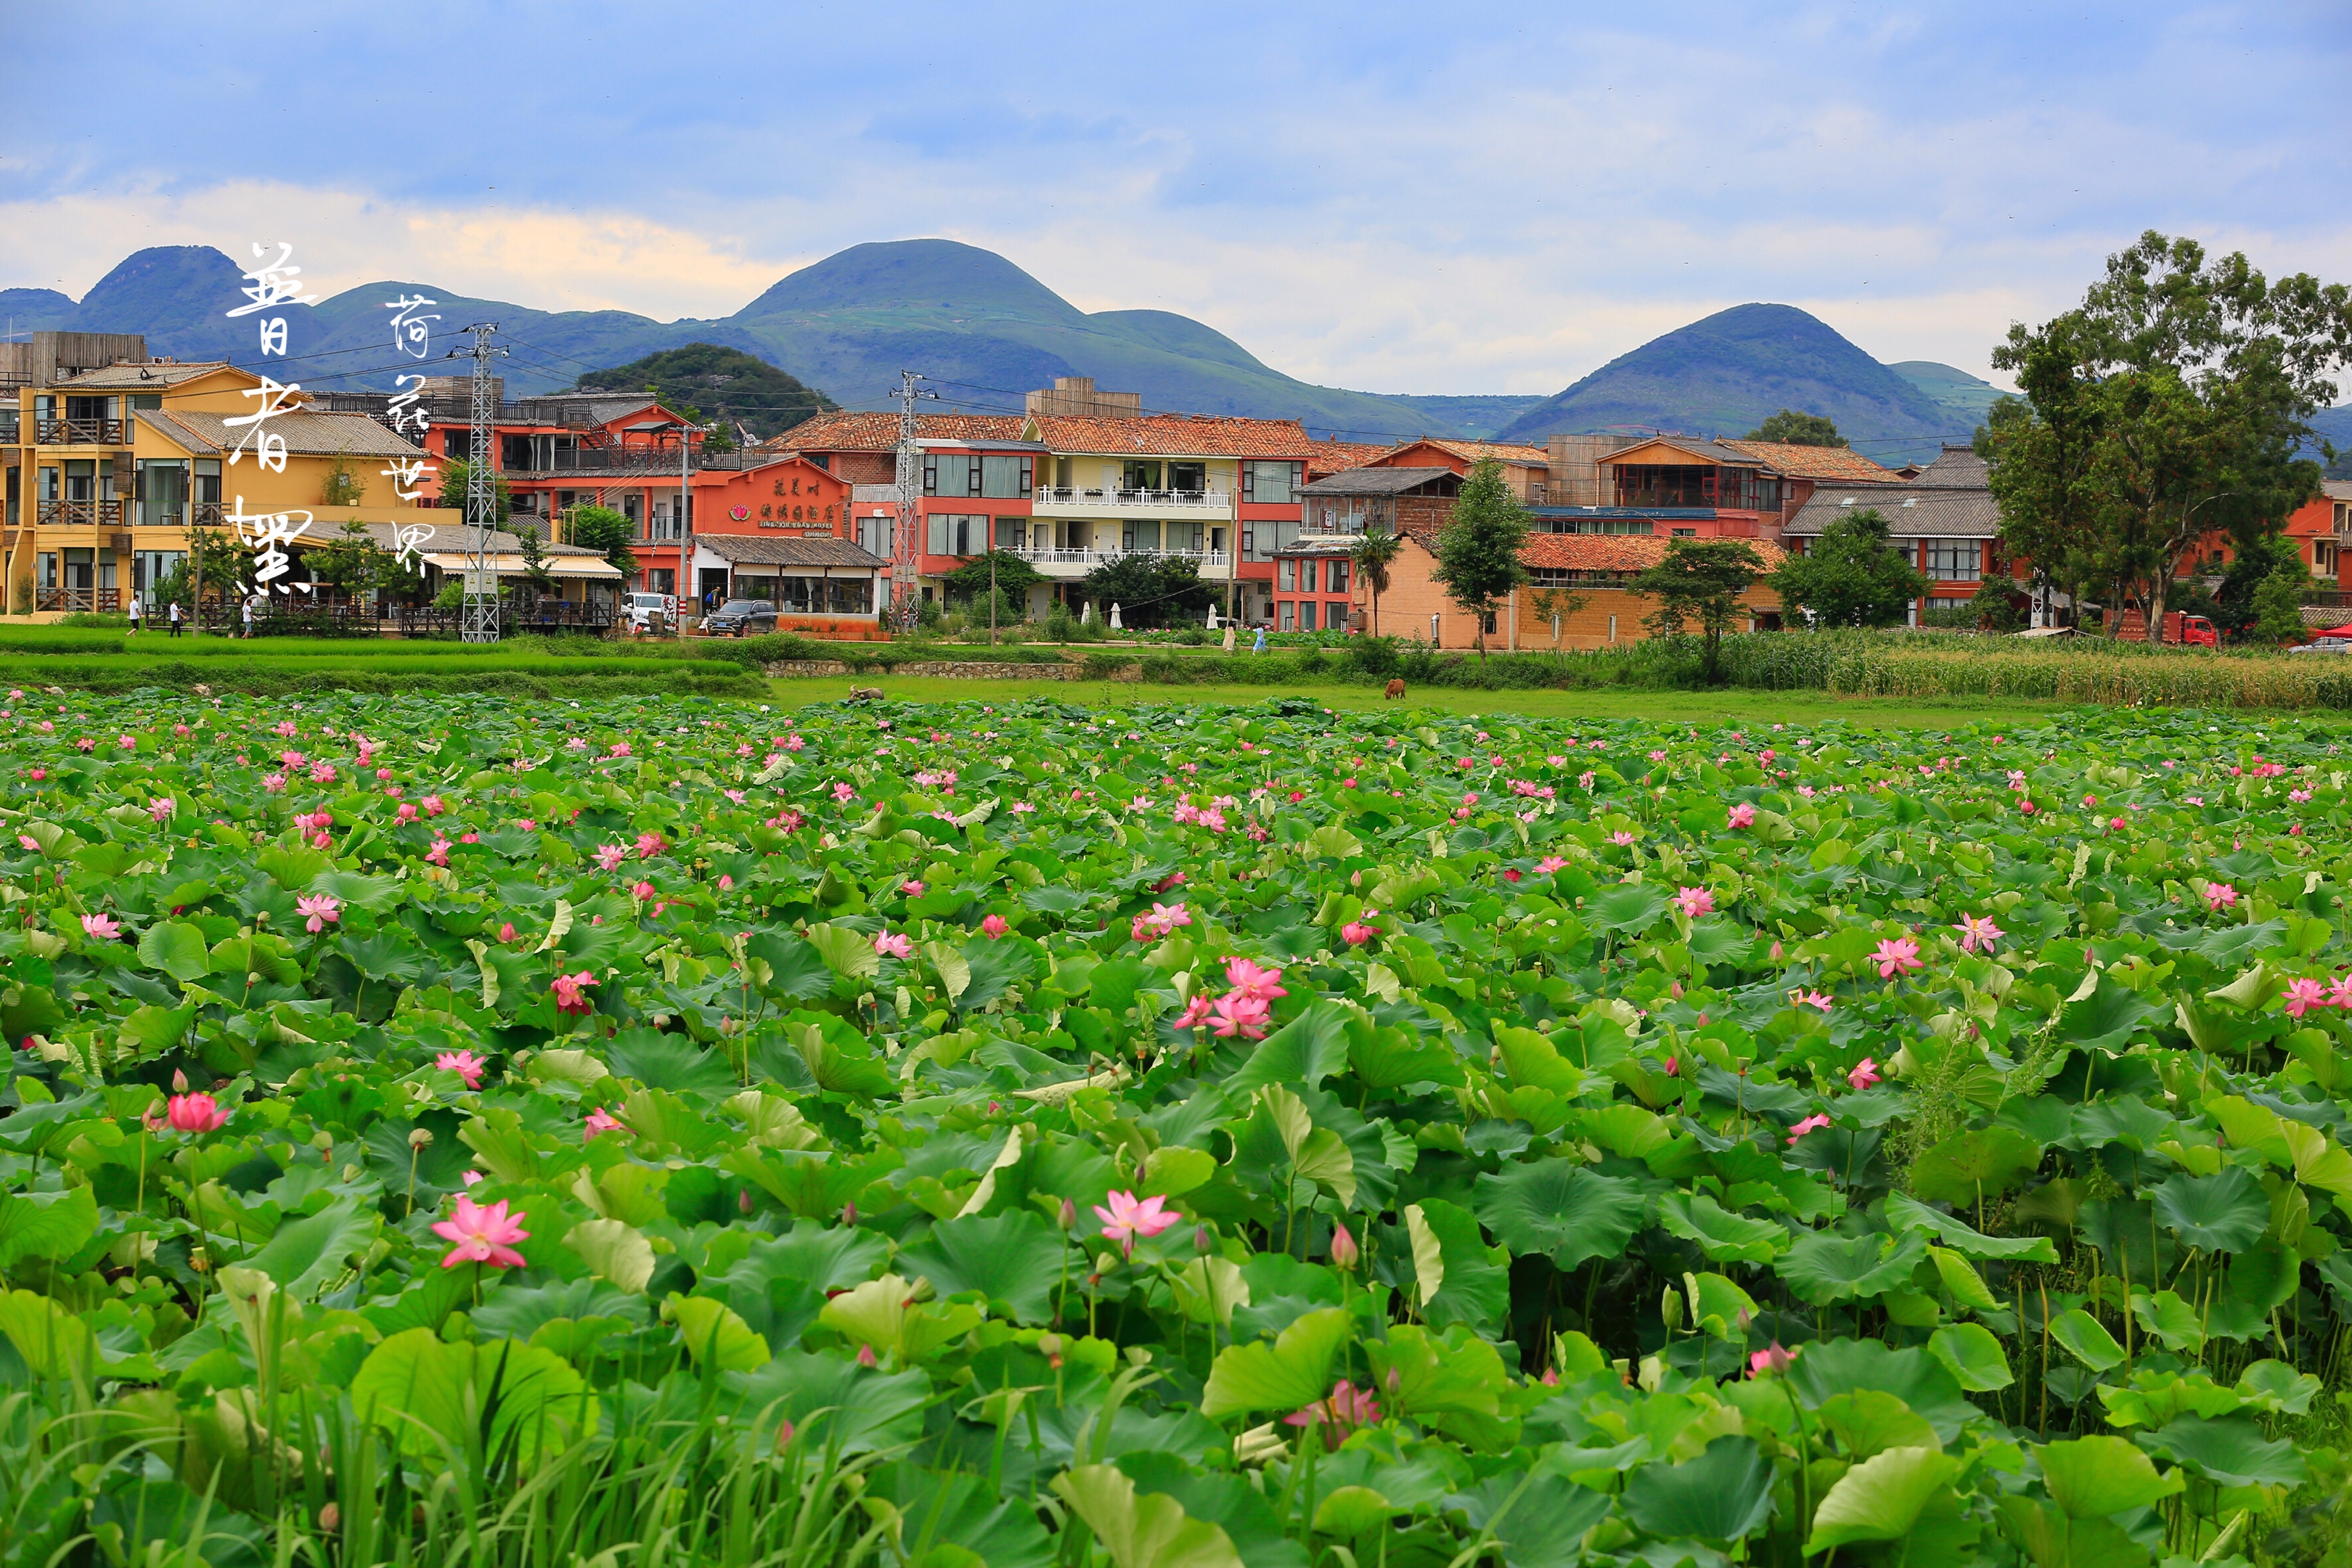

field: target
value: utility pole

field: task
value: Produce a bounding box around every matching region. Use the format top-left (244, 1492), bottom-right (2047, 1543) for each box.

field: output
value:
top-left (449, 323), bottom-right (507, 642)
top-left (891, 370), bottom-right (937, 632)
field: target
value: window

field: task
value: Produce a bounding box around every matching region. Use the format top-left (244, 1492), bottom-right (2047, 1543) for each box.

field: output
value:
top-left (194, 460), bottom-right (221, 506)
top-left (1329, 601), bottom-right (1350, 628)
top-left (1300, 560), bottom-right (1318, 594)
top-left (1278, 559), bottom-right (1295, 591)
top-left (1164, 520), bottom-right (1204, 554)
top-left (1924, 540), bottom-right (1982, 581)
top-left (1300, 601), bottom-right (1318, 631)
top-left (1123, 520), bottom-right (1163, 552)
top-left (1242, 461), bottom-right (1299, 506)
top-left (1672, 527), bottom-right (1696, 537)
top-left (995, 517), bottom-right (1025, 552)
top-left (1278, 601), bottom-right (1295, 631)
top-left (136, 460), bottom-right (187, 526)
top-left (926, 514), bottom-right (985, 555)
top-left (979, 455), bottom-right (1032, 499)
top-left (1122, 460), bottom-right (1162, 491)
top-left (648, 568), bottom-right (675, 595)
top-left (1169, 461), bottom-right (1206, 492)
top-left (1327, 559), bottom-right (1349, 593)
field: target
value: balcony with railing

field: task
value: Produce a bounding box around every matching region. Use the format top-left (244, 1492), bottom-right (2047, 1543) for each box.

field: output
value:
top-left (1032, 486), bottom-right (1233, 519)
top-left (36, 417), bottom-right (126, 446)
top-left (37, 499), bottom-right (123, 528)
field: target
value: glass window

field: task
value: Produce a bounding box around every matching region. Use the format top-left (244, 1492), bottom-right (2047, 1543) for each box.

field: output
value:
top-left (979, 456), bottom-right (1029, 499)
top-left (1169, 461), bottom-right (1206, 492)
top-left (829, 578), bottom-right (873, 614)
top-left (1328, 559), bottom-right (1349, 593)
top-left (1924, 540), bottom-right (1982, 581)
top-left (136, 460), bottom-right (187, 527)
top-left (995, 517), bottom-right (1025, 552)
top-left (1121, 460), bottom-right (1162, 491)
top-left (1330, 601), bottom-right (1350, 628)
top-left (1278, 600), bottom-right (1294, 631)
top-left (1123, 520), bottom-right (1161, 552)
top-left (1244, 461), bottom-right (1298, 505)
top-left (1278, 559), bottom-right (1295, 591)
top-left (926, 514), bottom-right (983, 555)
top-left (1300, 559), bottom-right (1318, 593)
top-left (1300, 600), bottom-right (1318, 631)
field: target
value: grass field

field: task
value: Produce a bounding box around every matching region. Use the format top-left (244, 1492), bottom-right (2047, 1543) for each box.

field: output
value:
top-left (762, 673), bottom-right (2083, 729)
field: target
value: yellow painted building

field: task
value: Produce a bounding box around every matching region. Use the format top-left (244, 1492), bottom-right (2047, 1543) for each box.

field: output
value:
top-left (1, 332), bottom-right (441, 614)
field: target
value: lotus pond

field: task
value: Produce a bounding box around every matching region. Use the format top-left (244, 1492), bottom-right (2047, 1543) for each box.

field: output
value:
top-left (4, 691), bottom-right (2352, 1567)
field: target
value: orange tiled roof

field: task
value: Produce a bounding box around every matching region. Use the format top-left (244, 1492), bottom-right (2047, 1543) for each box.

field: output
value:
top-left (1024, 414), bottom-right (1311, 459)
top-left (764, 412), bottom-right (1029, 453)
top-left (1381, 436), bottom-right (1551, 467)
top-left (1519, 533), bottom-right (1787, 574)
top-left (1307, 438), bottom-right (1396, 477)
top-left (1715, 439), bottom-right (1899, 483)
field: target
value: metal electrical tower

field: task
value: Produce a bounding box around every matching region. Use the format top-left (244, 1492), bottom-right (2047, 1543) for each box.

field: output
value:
top-left (890, 370), bottom-right (937, 630)
top-left (450, 323), bottom-right (508, 642)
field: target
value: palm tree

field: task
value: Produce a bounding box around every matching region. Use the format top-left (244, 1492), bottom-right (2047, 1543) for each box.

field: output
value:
top-left (1352, 528), bottom-right (1403, 636)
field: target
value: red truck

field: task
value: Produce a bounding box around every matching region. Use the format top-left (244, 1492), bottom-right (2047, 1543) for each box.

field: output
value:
top-left (2160, 611), bottom-right (2217, 647)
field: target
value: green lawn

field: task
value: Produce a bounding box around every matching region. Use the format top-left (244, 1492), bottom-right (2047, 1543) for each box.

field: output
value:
top-left (763, 674), bottom-right (2072, 730)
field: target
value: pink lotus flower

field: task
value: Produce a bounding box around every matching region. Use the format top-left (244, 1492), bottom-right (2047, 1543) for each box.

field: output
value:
top-left (394, 802), bottom-right (418, 824)
top-left (1847, 1058), bottom-right (1881, 1092)
top-left (15, 835), bottom-right (36, 853)
top-left (1224, 957), bottom-right (1288, 1003)
top-left (1749, 1342), bottom-right (1797, 1376)
top-left (498, 922), bottom-right (518, 943)
top-left (1800, 990), bottom-right (1834, 1012)
top-left (1871, 936), bottom-right (1922, 979)
top-left (2205, 882), bottom-right (2238, 910)
top-left (1727, 802), bottom-right (1756, 829)
top-left (831, 781), bottom-right (856, 804)
top-left (2330, 976), bottom-right (2352, 1011)
top-left (900, 880), bottom-right (926, 897)
top-left (422, 795), bottom-right (446, 817)
top-left (1611, 831), bottom-right (1636, 846)
top-left (1330, 1221), bottom-right (1359, 1269)
top-left (166, 1093), bottom-right (229, 1133)
top-left (635, 832), bottom-right (665, 859)
top-left (1341, 922), bottom-right (1379, 947)
top-left (296, 894), bottom-right (341, 934)
top-left (873, 931), bottom-right (914, 960)
top-left (1953, 913), bottom-right (2004, 954)
top-left (1284, 1379), bottom-right (1380, 1442)
top-left (610, 743), bottom-right (632, 758)
top-left (595, 844), bottom-right (627, 871)
top-left (431, 1195), bottom-right (530, 1270)
top-left (1536, 855), bottom-right (1569, 873)
top-left (2284, 977), bottom-right (2329, 1018)
top-left (147, 797), bottom-right (175, 823)
top-left (436, 1049), bottom-right (487, 1088)
top-left (1174, 993), bottom-right (1216, 1030)
top-left (583, 1108), bottom-right (624, 1139)
top-left (981, 914), bottom-right (1010, 939)
top-left (262, 773), bottom-right (288, 793)
top-left (1094, 1188), bottom-right (1180, 1257)
top-left (425, 837), bottom-right (452, 866)
top-left (630, 881), bottom-right (656, 902)
top-left (74, 738), bottom-right (94, 753)
top-left (309, 763), bottom-right (336, 783)
top-left (552, 971), bottom-right (600, 1015)
top-left (80, 912), bottom-right (121, 942)
top-left (1786, 1114), bottom-right (1831, 1146)
top-left (1209, 992), bottom-right (1271, 1040)
top-left (1674, 886), bottom-right (1714, 918)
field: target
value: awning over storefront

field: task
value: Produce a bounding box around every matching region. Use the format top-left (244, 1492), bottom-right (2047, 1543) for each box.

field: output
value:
top-left (422, 553), bottom-right (623, 578)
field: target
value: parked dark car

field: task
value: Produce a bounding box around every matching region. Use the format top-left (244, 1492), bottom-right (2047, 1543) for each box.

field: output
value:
top-left (703, 598), bottom-right (780, 636)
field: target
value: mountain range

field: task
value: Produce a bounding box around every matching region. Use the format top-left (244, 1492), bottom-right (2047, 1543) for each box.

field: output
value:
top-left (4, 239), bottom-right (2072, 454)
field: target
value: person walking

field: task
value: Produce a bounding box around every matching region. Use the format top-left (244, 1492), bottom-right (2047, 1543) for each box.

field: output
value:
top-left (1252, 625), bottom-right (1267, 655)
top-left (126, 593), bottom-right (141, 636)
top-left (241, 596), bottom-right (255, 639)
top-left (167, 598), bottom-right (182, 637)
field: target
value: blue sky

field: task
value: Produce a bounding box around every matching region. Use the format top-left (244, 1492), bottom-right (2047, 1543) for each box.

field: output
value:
top-left (4, 1), bottom-right (2347, 396)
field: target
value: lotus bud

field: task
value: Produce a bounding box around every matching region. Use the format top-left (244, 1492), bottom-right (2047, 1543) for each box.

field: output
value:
top-left (855, 1343), bottom-right (878, 1368)
top-left (740, 1189), bottom-right (755, 1214)
top-left (841, 1201), bottom-right (858, 1228)
top-left (1660, 1284), bottom-right (1683, 1334)
top-left (1195, 1225), bottom-right (1213, 1256)
top-left (775, 1418), bottom-right (796, 1452)
top-left (172, 1068), bottom-right (190, 1093)
top-left (1329, 1220), bottom-right (1360, 1270)
top-left (317, 1503), bottom-right (340, 1534)
top-left (1769, 940), bottom-right (1784, 963)
top-left (1058, 1198), bottom-right (1077, 1232)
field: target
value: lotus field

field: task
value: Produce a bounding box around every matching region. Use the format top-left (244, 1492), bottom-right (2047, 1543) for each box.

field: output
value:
top-left (8, 690), bottom-right (2352, 1567)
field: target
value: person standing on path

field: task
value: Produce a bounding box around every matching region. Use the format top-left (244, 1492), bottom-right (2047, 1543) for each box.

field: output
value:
top-left (168, 599), bottom-right (182, 637)
top-left (1253, 625), bottom-right (1267, 655)
top-left (241, 597), bottom-right (254, 639)
top-left (126, 594), bottom-right (141, 635)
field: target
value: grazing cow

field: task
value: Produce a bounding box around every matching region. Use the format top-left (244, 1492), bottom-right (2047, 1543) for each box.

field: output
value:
top-left (1384, 678), bottom-right (1406, 701)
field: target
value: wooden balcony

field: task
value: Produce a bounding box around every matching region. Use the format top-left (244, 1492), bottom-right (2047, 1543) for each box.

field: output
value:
top-left (36, 588), bottom-right (121, 613)
top-left (37, 499), bottom-right (123, 528)
top-left (35, 417), bottom-right (126, 446)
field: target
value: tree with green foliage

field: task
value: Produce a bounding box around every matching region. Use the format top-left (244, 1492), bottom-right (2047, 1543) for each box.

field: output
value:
top-left (303, 518), bottom-right (388, 600)
top-left (1628, 537), bottom-right (1766, 682)
top-left (1351, 528), bottom-right (1403, 637)
top-left (568, 505), bottom-right (637, 576)
top-left (1983, 230), bottom-right (2351, 646)
top-left (511, 514), bottom-right (557, 594)
top-left (2253, 568), bottom-right (2308, 643)
top-left (319, 457), bottom-right (367, 507)
top-left (1432, 457), bottom-right (1530, 655)
top-left (1769, 508), bottom-right (1929, 628)
top-left (2210, 532), bottom-right (2302, 640)
top-left (1082, 552), bottom-right (1211, 629)
top-left (576, 343), bottom-right (838, 442)
top-left (438, 460), bottom-right (512, 529)
top-left (1744, 409), bottom-right (1847, 447)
